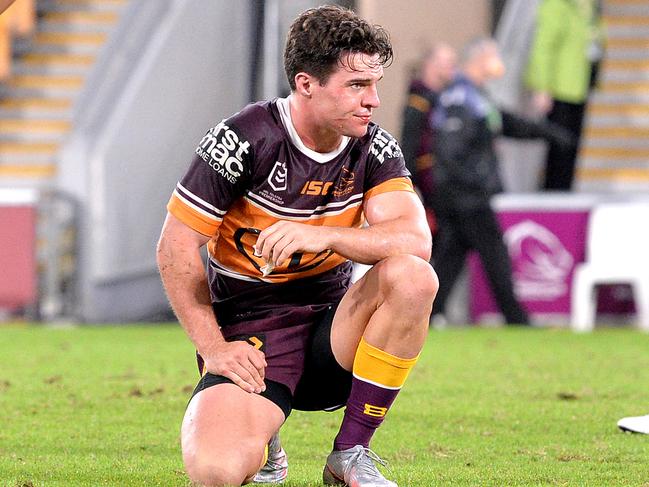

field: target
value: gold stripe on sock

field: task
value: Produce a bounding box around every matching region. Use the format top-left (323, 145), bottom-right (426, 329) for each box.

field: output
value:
top-left (353, 337), bottom-right (419, 389)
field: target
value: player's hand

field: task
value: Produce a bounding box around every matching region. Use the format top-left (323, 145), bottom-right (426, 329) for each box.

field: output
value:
top-left (532, 91), bottom-right (553, 115)
top-left (255, 221), bottom-right (331, 269)
top-left (203, 340), bottom-right (267, 394)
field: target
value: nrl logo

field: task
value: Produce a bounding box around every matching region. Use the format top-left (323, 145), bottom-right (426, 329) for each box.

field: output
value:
top-left (268, 161), bottom-right (288, 191)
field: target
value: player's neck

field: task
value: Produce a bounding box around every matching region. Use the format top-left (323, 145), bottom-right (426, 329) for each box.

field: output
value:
top-left (288, 94), bottom-right (343, 153)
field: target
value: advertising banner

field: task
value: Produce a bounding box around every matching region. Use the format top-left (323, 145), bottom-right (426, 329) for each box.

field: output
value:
top-left (469, 196), bottom-right (635, 323)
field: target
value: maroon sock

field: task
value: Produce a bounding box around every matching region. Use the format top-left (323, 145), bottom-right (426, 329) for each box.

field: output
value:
top-left (333, 376), bottom-right (399, 450)
top-left (333, 337), bottom-right (418, 451)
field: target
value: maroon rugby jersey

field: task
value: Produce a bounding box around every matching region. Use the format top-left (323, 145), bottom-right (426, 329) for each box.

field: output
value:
top-left (168, 97), bottom-right (413, 323)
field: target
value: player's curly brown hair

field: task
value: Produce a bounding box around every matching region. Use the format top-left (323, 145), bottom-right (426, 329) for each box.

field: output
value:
top-left (284, 5), bottom-right (393, 91)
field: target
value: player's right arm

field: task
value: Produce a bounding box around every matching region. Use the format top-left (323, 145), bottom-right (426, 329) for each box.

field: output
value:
top-left (156, 213), bottom-right (266, 394)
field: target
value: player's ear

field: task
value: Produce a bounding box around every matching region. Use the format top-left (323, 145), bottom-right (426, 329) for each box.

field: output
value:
top-left (294, 72), bottom-right (314, 98)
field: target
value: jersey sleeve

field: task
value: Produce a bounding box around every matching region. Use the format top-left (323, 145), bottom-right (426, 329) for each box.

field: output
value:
top-left (364, 126), bottom-right (414, 201)
top-left (167, 119), bottom-right (252, 236)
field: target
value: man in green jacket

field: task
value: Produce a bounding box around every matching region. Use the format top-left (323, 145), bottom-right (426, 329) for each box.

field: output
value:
top-left (525, 0), bottom-right (605, 190)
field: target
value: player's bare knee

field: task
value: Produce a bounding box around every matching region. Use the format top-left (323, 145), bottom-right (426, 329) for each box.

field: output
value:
top-left (377, 254), bottom-right (438, 311)
top-left (183, 452), bottom-right (250, 487)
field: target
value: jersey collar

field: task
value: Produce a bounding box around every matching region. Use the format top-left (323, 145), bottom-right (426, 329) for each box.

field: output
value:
top-left (276, 96), bottom-right (350, 164)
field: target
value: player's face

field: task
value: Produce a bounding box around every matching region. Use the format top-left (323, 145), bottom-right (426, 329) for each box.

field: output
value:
top-left (434, 47), bottom-right (457, 86)
top-left (311, 52), bottom-right (383, 139)
top-left (424, 46), bottom-right (457, 88)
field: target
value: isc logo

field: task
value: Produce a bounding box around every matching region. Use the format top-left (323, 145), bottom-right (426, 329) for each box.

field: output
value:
top-left (301, 181), bottom-right (333, 196)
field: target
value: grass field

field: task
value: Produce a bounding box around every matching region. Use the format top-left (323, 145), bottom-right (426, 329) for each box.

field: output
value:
top-left (1, 324), bottom-right (648, 486)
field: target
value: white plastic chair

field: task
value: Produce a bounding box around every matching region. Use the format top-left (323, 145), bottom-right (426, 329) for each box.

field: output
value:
top-left (570, 202), bottom-right (649, 332)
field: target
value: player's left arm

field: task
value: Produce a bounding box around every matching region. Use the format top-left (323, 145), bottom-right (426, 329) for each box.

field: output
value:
top-left (255, 189), bottom-right (431, 267)
top-left (329, 189), bottom-right (431, 263)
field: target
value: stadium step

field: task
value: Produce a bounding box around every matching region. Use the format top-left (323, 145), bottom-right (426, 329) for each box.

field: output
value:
top-left (31, 31), bottom-right (107, 55)
top-left (38, 0), bottom-right (128, 13)
top-left (0, 142), bottom-right (59, 172)
top-left (589, 103), bottom-right (649, 116)
top-left (576, 168), bottom-right (649, 190)
top-left (0, 119), bottom-right (71, 142)
top-left (591, 90), bottom-right (649, 105)
top-left (0, 118), bottom-right (71, 130)
top-left (606, 38), bottom-right (649, 49)
top-left (606, 38), bottom-right (649, 61)
top-left (43, 10), bottom-right (120, 24)
top-left (582, 147), bottom-right (649, 159)
top-left (0, 163), bottom-right (57, 179)
top-left (39, 12), bottom-right (119, 34)
top-left (578, 1), bottom-right (649, 189)
top-left (599, 79), bottom-right (649, 92)
top-left (0, 0), bottom-right (128, 188)
top-left (13, 53), bottom-right (96, 76)
top-left (2, 74), bottom-right (85, 98)
top-left (6, 74), bottom-right (85, 89)
top-left (586, 126), bottom-right (649, 139)
top-left (0, 97), bottom-right (73, 118)
top-left (0, 141), bottom-right (60, 157)
top-left (20, 53), bottom-right (96, 66)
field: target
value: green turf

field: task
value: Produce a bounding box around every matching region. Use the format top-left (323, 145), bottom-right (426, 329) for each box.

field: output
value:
top-left (1, 324), bottom-right (648, 486)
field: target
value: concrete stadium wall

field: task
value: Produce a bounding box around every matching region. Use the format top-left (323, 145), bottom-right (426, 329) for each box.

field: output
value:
top-left (58, 0), bottom-right (253, 322)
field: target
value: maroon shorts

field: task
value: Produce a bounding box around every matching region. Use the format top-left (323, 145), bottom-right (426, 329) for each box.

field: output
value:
top-left (192, 303), bottom-right (353, 419)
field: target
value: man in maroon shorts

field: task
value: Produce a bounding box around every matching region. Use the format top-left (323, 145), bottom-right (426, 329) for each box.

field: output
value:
top-left (157, 6), bottom-right (438, 486)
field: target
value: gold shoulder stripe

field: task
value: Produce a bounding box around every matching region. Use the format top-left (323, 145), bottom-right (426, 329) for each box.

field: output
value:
top-left (364, 177), bottom-right (414, 201)
top-left (167, 194), bottom-right (221, 237)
